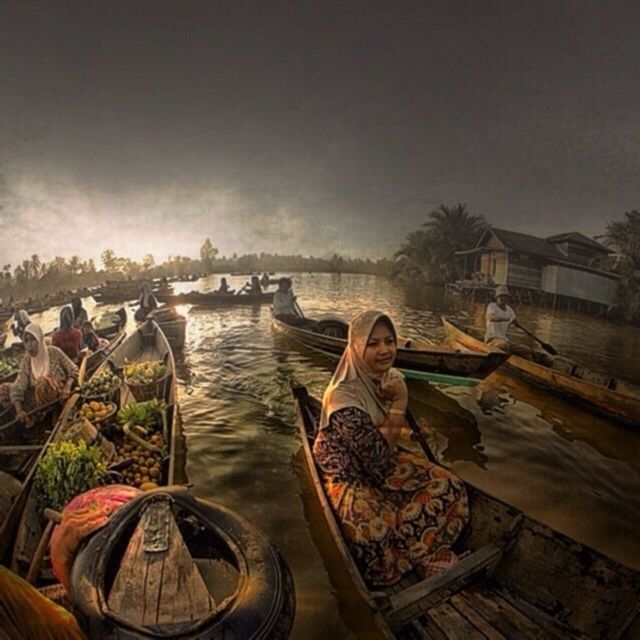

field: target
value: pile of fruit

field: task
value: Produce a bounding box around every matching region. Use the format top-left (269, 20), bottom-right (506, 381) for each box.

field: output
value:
top-left (80, 370), bottom-right (120, 398)
top-left (124, 360), bottom-right (167, 386)
top-left (78, 400), bottom-right (115, 423)
top-left (113, 431), bottom-right (165, 489)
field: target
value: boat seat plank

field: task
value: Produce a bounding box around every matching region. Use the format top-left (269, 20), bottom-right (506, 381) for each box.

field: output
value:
top-left (427, 602), bottom-right (489, 639)
top-left (463, 588), bottom-right (561, 640)
top-left (108, 500), bottom-right (214, 630)
top-left (107, 513), bottom-right (147, 622)
top-left (449, 594), bottom-right (506, 640)
top-left (388, 541), bottom-right (504, 629)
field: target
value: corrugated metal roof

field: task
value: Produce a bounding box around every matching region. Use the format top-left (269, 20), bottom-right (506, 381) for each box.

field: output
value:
top-left (488, 227), bottom-right (566, 260)
top-left (546, 231), bottom-right (611, 253)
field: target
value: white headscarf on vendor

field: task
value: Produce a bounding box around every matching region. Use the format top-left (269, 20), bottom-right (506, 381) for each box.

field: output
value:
top-left (24, 323), bottom-right (50, 379)
top-left (320, 310), bottom-right (404, 429)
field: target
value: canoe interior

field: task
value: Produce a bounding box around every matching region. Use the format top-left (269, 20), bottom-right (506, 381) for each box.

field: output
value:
top-left (10, 320), bottom-right (186, 583)
top-left (442, 317), bottom-right (640, 426)
top-left (292, 385), bottom-right (640, 639)
top-left (274, 316), bottom-right (508, 378)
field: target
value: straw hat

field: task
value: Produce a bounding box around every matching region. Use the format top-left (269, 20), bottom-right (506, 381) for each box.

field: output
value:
top-left (494, 285), bottom-right (511, 298)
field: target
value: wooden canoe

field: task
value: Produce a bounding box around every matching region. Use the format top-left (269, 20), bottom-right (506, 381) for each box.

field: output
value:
top-left (93, 306), bottom-right (127, 339)
top-left (273, 315), bottom-right (508, 380)
top-left (147, 306), bottom-right (187, 350)
top-left (9, 319), bottom-right (186, 581)
top-left (0, 356), bottom-right (88, 564)
top-left (157, 290), bottom-right (275, 307)
top-left (442, 317), bottom-right (640, 427)
top-left (292, 383), bottom-right (640, 639)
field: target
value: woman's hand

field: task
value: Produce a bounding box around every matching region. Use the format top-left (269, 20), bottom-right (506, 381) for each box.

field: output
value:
top-left (60, 381), bottom-right (73, 401)
top-left (380, 370), bottom-right (408, 408)
top-left (16, 408), bottom-right (29, 424)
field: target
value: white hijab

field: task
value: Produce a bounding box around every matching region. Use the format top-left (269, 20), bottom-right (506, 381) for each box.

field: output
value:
top-left (319, 310), bottom-right (403, 429)
top-left (24, 323), bottom-right (50, 379)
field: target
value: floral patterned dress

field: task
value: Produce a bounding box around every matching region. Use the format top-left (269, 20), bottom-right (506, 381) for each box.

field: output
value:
top-left (313, 406), bottom-right (469, 586)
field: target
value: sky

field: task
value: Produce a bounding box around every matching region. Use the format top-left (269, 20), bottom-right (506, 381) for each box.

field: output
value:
top-left (1, 0), bottom-right (639, 266)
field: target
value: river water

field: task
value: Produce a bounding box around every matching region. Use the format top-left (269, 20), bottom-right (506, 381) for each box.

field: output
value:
top-left (24, 273), bottom-right (640, 639)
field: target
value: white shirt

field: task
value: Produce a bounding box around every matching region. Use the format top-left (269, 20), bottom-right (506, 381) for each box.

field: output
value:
top-left (273, 290), bottom-right (296, 316)
top-left (485, 302), bottom-right (516, 341)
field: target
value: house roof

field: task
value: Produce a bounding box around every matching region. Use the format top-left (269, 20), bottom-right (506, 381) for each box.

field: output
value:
top-left (546, 232), bottom-right (611, 253)
top-left (483, 227), bottom-right (566, 260)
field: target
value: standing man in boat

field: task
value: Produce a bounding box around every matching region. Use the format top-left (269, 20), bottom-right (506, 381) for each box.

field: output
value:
top-left (485, 286), bottom-right (531, 358)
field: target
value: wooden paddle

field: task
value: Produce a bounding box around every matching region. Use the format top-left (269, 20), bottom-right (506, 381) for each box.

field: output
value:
top-left (514, 321), bottom-right (558, 356)
top-left (294, 299), bottom-right (305, 319)
top-left (405, 409), bottom-right (438, 464)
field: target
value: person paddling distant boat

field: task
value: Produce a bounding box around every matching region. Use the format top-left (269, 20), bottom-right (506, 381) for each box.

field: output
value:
top-left (485, 286), bottom-right (532, 358)
top-left (273, 278), bottom-right (304, 325)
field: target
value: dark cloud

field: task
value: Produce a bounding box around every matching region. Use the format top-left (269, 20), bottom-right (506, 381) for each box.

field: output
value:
top-left (1, 0), bottom-right (639, 263)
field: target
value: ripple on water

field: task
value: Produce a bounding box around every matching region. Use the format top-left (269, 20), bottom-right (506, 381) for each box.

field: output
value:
top-left (86, 274), bottom-right (639, 638)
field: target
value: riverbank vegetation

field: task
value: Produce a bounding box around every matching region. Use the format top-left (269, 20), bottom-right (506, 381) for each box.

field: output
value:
top-left (604, 210), bottom-right (640, 323)
top-left (392, 204), bottom-right (485, 284)
top-left (0, 241), bottom-right (392, 303)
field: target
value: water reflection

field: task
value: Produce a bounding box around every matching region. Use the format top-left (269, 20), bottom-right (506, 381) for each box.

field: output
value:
top-left (10, 274), bottom-right (640, 638)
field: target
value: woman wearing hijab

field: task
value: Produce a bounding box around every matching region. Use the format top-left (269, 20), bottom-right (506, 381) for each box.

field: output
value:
top-left (11, 309), bottom-right (31, 341)
top-left (313, 310), bottom-right (468, 586)
top-left (70, 297), bottom-right (89, 329)
top-left (52, 306), bottom-right (83, 361)
top-left (11, 323), bottom-right (78, 424)
top-left (134, 282), bottom-right (158, 321)
top-left (238, 275), bottom-right (262, 296)
top-left (215, 277), bottom-right (234, 294)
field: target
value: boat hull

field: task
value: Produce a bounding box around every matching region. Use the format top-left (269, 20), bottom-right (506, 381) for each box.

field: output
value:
top-left (274, 316), bottom-right (507, 378)
top-left (442, 317), bottom-right (640, 427)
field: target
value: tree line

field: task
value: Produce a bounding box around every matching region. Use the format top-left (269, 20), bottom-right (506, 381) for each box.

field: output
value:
top-left (0, 241), bottom-right (392, 303)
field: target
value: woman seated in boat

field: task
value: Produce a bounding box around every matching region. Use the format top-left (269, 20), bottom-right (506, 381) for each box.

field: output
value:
top-left (134, 282), bottom-right (159, 321)
top-left (70, 296), bottom-right (89, 329)
top-left (313, 310), bottom-right (469, 586)
top-left (238, 275), bottom-right (262, 296)
top-left (273, 278), bottom-right (303, 325)
top-left (11, 323), bottom-right (78, 425)
top-left (81, 321), bottom-right (109, 353)
top-left (52, 306), bottom-right (83, 361)
top-left (260, 272), bottom-right (270, 288)
top-left (11, 309), bottom-right (31, 341)
top-left (215, 277), bottom-right (234, 294)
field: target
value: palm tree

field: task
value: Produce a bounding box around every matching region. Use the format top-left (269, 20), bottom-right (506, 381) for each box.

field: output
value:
top-left (423, 204), bottom-right (486, 277)
top-left (605, 210), bottom-right (640, 322)
top-left (393, 203), bottom-right (486, 284)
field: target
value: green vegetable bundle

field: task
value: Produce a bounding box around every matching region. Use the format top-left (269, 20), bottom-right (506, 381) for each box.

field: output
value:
top-left (35, 440), bottom-right (107, 511)
top-left (117, 398), bottom-right (166, 431)
top-left (0, 359), bottom-right (15, 377)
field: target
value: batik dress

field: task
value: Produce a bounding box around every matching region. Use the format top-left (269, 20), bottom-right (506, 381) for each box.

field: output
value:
top-left (313, 406), bottom-right (469, 586)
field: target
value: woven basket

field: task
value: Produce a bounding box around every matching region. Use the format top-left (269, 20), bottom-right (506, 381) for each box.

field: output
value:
top-left (125, 373), bottom-right (170, 402)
